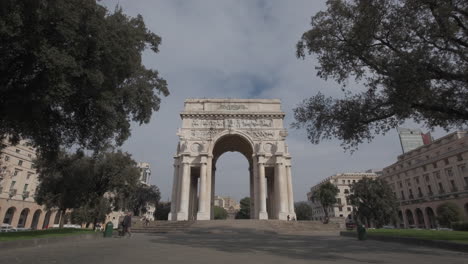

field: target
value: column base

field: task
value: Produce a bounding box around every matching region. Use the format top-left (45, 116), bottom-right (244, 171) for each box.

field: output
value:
top-left (168, 213), bottom-right (173, 221)
top-left (258, 211), bottom-right (268, 220)
top-left (278, 212), bottom-right (290, 221)
top-left (176, 212), bottom-right (188, 221)
top-left (196, 212), bottom-right (210, 220)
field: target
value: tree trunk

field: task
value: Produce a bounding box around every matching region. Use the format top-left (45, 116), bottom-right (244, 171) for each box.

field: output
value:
top-left (59, 209), bottom-right (65, 228)
top-left (323, 206), bottom-right (329, 224)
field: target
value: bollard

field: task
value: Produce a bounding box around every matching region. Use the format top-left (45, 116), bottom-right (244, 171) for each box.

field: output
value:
top-left (103, 221), bottom-right (114, 238)
top-left (357, 224), bottom-right (367, 240)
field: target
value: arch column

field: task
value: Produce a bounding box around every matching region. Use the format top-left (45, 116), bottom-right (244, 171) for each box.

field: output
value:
top-left (169, 158), bottom-right (180, 221)
top-left (286, 164), bottom-right (296, 217)
top-left (275, 156), bottom-right (289, 220)
top-left (197, 156), bottom-right (210, 220)
top-left (177, 160), bottom-right (191, 221)
top-left (258, 157), bottom-right (268, 220)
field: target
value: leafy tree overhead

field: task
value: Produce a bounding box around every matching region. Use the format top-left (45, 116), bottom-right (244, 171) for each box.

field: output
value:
top-left (295, 0), bottom-right (468, 149)
top-left (0, 0), bottom-right (168, 159)
top-left (35, 151), bottom-right (94, 228)
top-left (348, 177), bottom-right (398, 228)
top-left (128, 184), bottom-right (161, 216)
top-left (436, 202), bottom-right (462, 227)
top-left (154, 202), bottom-right (171, 221)
top-left (311, 182), bottom-right (339, 223)
top-left (214, 206), bottom-right (228, 220)
top-left (235, 197), bottom-right (251, 219)
top-left (294, 201), bottom-right (312, 220)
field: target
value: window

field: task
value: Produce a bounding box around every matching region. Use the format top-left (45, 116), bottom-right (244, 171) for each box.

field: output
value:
top-left (399, 181), bottom-right (403, 188)
top-left (450, 180), bottom-right (457, 191)
top-left (417, 187), bottom-right (422, 197)
top-left (459, 165), bottom-right (466, 175)
top-left (347, 180), bottom-right (350, 184)
top-left (337, 198), bottom-right (342, 204)
top-left (339, 207), bottom-right (342, 212)
top-left (457, 154), bottom-right (463, 161)
top-left (10, 181), bottom-right (16, 189)
top-left (433, 162), bottom-right (438, 169)
top-left (15, 149), bottom-right (20, 153)
top-left (406, 179), bottom-right (411, 187)
top-left (427, 185), bottom-right (433, 194)
top-left (23, 184), bottom-right (28, 192)
top-left (4, 155), bottom-right (9, 161)
top-left (424, 174), bottom-right (430, 182)
top-left (26, 173), bottom-right (33, 180)
top-left (18, 160), bottom-right (23, 166)
top-left (352, 180), bottom-right (356, 183)
top-left (464, 177), bottom-right (468, 187)
top-left (342, 180), bottom-right (345, 184)
top-left (13, 170), bottom-right (19, 176)
top-left (347, 207), bottom-right (351, 212)
top-left (414, 177), bottom-right (420, 184)
top-left (422, 165), bottom-right (427, 172)
top-left (434, 171), bottom-right (441, 179)
top-left (438, 182), bottom-right (445, 193)
top-left (27, 154), bottom-right (32, 158)
top-left (444, 158), bottom-right (449, 165)
top-left (344, 189), bottom-right (349, 194)
top-left (401, 191), bottom-right (405, 200)
top-left (445, 168), bottom-right (454, 177)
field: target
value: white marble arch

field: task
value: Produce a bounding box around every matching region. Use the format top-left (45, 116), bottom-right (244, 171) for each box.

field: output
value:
top-left (168, 99), bottom-right (296, 221)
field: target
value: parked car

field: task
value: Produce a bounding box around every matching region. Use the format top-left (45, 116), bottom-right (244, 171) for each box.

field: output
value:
top-left (0, 224), bottom-right (18, 232)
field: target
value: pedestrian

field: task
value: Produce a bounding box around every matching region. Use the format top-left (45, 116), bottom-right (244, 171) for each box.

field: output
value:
top-left (122, 212), bottom-right (132, 238)
top-left (287, 215), bottom-right (290, 221)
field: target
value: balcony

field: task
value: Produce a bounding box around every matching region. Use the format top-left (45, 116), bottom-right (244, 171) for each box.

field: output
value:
top-left (428, 191), bottom-right (434, 196)
top-left (450, 187), bottom-right (458, 192)
top-left (409, 194), bottom-right (414, 200)
top-left (8, 188), bottom-right (17, 198)
top-left (417, 193), bottom-right (423, 198)
top-left (439, 190), bottom-right (445, 194)
top-left (22, 191), bottom-right (30, 200)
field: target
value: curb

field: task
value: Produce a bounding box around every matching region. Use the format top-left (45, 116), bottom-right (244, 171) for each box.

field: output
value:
top-left (340, 231), bottom-right (468, 253)
top-left (0, 233), bottom-right (103, 251)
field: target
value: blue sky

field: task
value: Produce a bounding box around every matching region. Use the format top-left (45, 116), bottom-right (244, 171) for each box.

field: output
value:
top-left (101, 0), bottom-right (450, 202)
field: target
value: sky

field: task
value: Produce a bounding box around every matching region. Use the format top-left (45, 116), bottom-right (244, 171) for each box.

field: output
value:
top-left (101, 0), bottom-right (449, 203)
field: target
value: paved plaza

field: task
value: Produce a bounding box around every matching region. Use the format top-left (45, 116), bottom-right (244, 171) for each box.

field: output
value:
top-left (1, 231), bottom-right (467, 264)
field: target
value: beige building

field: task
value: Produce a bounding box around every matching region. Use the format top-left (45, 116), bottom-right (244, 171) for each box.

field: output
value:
top-left (214, 196), bottom-right (240, 211)
top-left (307, 173), bottom-right (378, 221)
top-left (0, 140), bottom-right (60, 229)
top-left (381, 131), bottom-right (468, 228)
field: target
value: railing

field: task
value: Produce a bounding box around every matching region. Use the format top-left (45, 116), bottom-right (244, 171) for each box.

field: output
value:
top-left (439, 190), bottom-right (445, 194)
top-left (450, 187), bottom-right (458, 192)
top-left (22, 191), bottom-right (29, 199)
top-left (417, 193), bottom-right (423, 198)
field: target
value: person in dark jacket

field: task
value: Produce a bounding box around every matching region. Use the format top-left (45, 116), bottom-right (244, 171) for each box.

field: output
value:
top-left (122, 212), bottom-right (132, 237)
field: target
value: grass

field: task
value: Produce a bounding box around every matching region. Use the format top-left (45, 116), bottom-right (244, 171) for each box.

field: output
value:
top-left (0, 228), bottom-right (96, 242)
top-left (364, 229), bottom-right (468, 244)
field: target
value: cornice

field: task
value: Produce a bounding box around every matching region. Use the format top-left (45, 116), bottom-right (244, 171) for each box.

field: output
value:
top-left (180, 111), bottom-right (285, 118)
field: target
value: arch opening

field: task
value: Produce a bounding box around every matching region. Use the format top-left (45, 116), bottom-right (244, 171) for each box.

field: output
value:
top-left (42, 211), bottom-right (52, 229)
top-left (17, 208), bottom-right (30, 228)
top-left (2, 207), bottom-right (16, 225)
top-left (31, 210), bottom-right (42, 230)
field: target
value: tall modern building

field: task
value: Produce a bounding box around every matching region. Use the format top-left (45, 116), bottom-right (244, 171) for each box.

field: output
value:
top-left (397, 127), bottom-right (432, 153)
top-left (381, 131), bottom-right (468, 228)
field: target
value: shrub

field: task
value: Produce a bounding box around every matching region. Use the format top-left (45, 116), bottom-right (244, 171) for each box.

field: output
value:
top-left (452, 222), bottom-right (468, 231)
top-left (436, 202), bottom-right (461, 227)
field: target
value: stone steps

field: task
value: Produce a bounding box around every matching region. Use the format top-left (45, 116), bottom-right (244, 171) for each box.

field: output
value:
top-left (132, 220), bottom-right (341, 234)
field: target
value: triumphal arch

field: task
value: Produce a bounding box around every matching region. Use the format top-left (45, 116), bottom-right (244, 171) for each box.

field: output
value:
top-left (168, 99), bottom-right (296, 221)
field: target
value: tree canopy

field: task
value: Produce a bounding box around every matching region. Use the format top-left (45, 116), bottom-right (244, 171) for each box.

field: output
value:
top-left (294, 201), bottom-right (312, 220)
top-left (294, 0), bottom-right (467, 149)
top-left (154, 202), bottom-right (171, 221)
top-left (0, 0), bottom-right (168, 159)
top-left (128, 184), bottom-right (161, 216)
top-left (235, 197), bottom-right (251, 219)
top-left (436, 202), bottom-right (462, 227)
top-left (348, 177), bottom-right (398, 227)
top-left (312, 182), bottom-right (339, 223)
top-left (214, 206), bottom-right (228, 220)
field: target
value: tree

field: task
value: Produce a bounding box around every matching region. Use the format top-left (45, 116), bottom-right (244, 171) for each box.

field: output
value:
top-left (0, 0), bottom-right (168, 159)
top-left (294, 0), bottom-right (468, 150)
top-left (71, 197), bottom-right (112, 227)
top-left (235, 197), bottom-right (251, 219)
top-left (348, 177), bottom-right (398, 228)
top-left (35, 149), bottom-right (140, 228)
top-left (312, 182), bottom-right (339, 223)
top-left (154, 202), bottom-right (171, 221)
top-left (128, 184), bottom-right (161, 216)
top-left (214, 206), bottom-right (228, 220)
top-left (436, 202), bottom-right (462, 227)
top-left (294, 201), bottom-right (313, 220)
top-left (35, 151), bottom-right (94, 228)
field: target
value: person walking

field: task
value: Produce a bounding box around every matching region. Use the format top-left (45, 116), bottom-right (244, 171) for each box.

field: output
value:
top-left (122, 212), bottom-right (133, 238)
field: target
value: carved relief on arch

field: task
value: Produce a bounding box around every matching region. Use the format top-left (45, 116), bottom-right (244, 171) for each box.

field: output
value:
top-left (190, 142), bottom-right (204, 153)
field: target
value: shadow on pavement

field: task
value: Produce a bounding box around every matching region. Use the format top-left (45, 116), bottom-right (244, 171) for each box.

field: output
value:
top-left (143, 227), bottom-right (465, 262)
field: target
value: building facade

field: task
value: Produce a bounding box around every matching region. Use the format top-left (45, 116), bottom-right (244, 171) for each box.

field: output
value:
top-left (307, 173), bottom-right (378, 221)
top-left (214, 196), bottom-right (240, 211)
top-left (137, 162), bottom-right (151, 186)
top-left (397, 127), bottom-right (432, 153)
top-left (0, 140), bottom-right (60, 229)
top-left (381, 131), bottom-right (468, 228)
